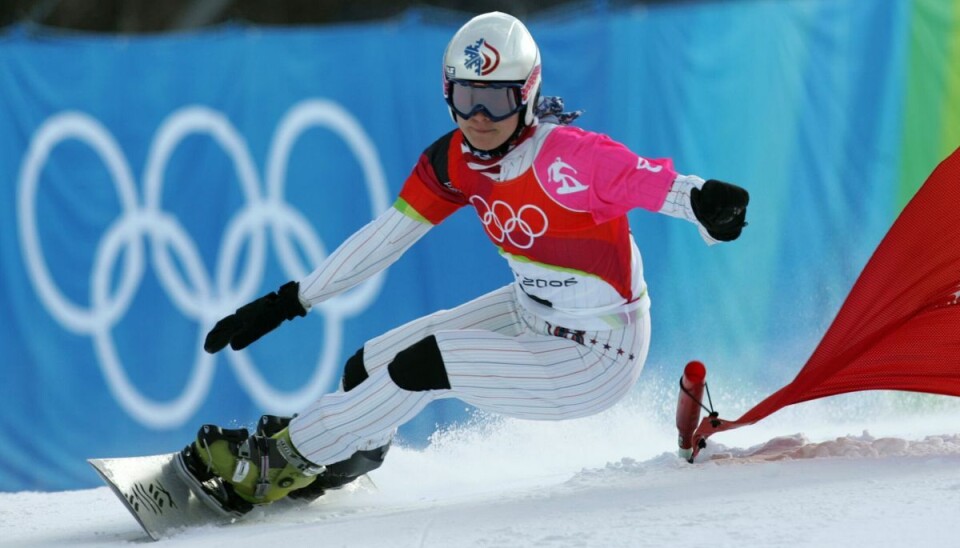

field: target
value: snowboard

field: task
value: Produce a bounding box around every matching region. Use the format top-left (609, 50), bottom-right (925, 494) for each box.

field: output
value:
top-left (89, 452), bottom-right (241, 541)
top-left (90, 452), bottom-right (377, 541)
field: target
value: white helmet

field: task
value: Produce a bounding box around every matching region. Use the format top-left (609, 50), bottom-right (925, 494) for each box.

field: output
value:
top-left (442, 12), bottom-right (542, 127)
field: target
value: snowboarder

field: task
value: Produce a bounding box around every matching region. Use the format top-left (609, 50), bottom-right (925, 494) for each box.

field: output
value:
top-left (181, 11), bottom-right (749, 514)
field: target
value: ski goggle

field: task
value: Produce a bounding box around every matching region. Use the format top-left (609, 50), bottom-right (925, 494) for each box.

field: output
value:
top-left (446, 80), bottom-right (525, 122)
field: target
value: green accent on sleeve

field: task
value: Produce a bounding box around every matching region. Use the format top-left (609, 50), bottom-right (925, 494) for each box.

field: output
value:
top-left (393, 198), bottom-right (432, 225)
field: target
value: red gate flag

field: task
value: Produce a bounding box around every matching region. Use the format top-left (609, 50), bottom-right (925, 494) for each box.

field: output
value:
top-left (691, 147), bottom-right (960, 456)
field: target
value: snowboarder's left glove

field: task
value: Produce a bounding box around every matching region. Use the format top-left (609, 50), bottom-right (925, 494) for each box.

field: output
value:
top-left (204, 281), bottom-right (307, 353)
top-left (691, 179), bottom-right (750, 241)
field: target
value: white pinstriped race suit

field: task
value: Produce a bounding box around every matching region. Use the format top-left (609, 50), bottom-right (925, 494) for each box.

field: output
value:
top-left (288, 121), bottom-right (717, 466)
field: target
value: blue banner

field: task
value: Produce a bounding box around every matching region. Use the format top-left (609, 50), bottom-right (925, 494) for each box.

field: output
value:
top-left (0, 0), bottom-right (917, 491)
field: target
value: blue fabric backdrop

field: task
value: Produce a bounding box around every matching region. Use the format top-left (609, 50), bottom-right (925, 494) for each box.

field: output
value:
top-left (0, 0), bottom-right (913, 490)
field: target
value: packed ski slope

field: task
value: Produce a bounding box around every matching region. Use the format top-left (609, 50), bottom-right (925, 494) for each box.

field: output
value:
top-left (4, 385), bottom-right (959, 547)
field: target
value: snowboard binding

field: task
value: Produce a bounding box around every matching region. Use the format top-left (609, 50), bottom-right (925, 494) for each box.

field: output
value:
top-left (253, 415), bottom-right (392, 502)
top-left (175, 431), bottom-right (256, 518)
top-left (175, 415), bottom-right (323, 517)
top-left (176, 414), bottom-right (392, 517)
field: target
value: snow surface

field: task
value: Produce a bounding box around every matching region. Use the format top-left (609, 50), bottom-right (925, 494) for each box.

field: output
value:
top-left (3, 387), bottom-right (960, 547)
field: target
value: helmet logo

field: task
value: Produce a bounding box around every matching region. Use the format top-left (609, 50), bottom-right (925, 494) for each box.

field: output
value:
top-left (521, 64), bottom-right (541, 103)
top-left (464, 38), bottom-right (500, 76)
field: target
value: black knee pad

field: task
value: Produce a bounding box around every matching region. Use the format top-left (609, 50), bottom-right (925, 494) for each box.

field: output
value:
top-left (387, 335), bottom-right (451, 391)
top-left (341, 347), bottom-right (368, 392)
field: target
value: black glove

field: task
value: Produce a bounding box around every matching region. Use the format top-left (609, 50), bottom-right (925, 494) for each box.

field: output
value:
top-left (204, 281), bottom-right (307, 353)
top-left (690, 179), bottom-right (750, 241)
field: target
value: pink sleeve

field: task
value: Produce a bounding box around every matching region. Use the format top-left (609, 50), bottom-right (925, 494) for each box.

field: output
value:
top-left (534, 127), bottom-right (678, 224)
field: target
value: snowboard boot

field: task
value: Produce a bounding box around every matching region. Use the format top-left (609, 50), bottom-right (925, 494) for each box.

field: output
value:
top-left (179, 420), bottom-right (324, 512)
top-left (256, 415), bottom-right (391, 503)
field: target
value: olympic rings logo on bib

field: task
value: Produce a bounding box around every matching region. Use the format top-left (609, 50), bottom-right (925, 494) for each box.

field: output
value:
top-left (17, 100), bottom-right (389, 429)
top-left (470, 196), bottom-right (548, 250)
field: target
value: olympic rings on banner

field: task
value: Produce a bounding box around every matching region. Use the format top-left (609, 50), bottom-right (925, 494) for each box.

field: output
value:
top-left (17, 100), bottom-right (389, 429)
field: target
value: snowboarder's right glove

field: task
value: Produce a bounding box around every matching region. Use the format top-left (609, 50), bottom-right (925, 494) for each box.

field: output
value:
top-left (204, 281), bottom-right (307, 353)
top-left (690, 179), bottom-right (750, 242)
